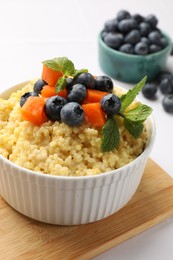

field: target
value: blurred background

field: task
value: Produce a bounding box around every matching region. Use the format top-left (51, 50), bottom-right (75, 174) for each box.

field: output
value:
top-left (0, 0), bottom-right (172, 86)
top-left (0, 0), bottom-right (173, 259)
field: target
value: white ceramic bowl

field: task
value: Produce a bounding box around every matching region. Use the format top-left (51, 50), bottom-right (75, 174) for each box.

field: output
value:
top-left (0, 82), bottom-right (155, 225)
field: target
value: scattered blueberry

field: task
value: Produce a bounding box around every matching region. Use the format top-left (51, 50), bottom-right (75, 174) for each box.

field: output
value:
top-left (119, 43), bottom-right (133, 54)
top-left (100, 94), bottom-right (121, 115)
top-left (73, 72), bottom-right (96, 89)
top-left (124, 29), bottom-right (141, 44)
top-left (142, 83), bottom-right (157, 99)
top-left (104, 32), bottom-right (123, 49)
top-left (20, 92), bottom-right (38, 107)
top-left (44, 96), bottom-right (67, 121)
top-left (67, 84), bottom-right (86, 104)
top-left (142, 70), bottom-right (173, 113)
top-left (95, 75), bottom-right (113, 92)
top-left (60, 102), bottom-right (84, 126)
top-left (34, 79), bottom-right (47, 95)
top-left (158, 71), bottom-right (173, 84)
top-left (162, 95), bottom-right (173, 113)
top-left (117, 10), bottom-right (131, 21)
top-left (134, 42), bottom-right (148, 55)
top-left (159, 78), bottom-right (173, 95)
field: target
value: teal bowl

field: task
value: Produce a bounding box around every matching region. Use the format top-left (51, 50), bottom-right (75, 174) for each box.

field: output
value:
top-left (98, 31), bottom-right (172, 83)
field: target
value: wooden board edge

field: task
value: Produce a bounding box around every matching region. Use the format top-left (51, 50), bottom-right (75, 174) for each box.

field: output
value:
top-left (81, 208), bottom-right (173, 260)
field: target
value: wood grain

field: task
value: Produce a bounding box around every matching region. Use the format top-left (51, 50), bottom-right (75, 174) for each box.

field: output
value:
top-left (1, 159), bottom-right (173, 260)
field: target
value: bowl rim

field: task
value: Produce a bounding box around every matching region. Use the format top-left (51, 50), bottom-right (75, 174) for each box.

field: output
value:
top-left (0, 82), bottom-right (156, 181)
top-left (98, 30), bottom-right (172, 59)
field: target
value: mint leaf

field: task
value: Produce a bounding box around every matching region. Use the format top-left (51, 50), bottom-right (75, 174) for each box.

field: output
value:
top-left (56, 76), bottom-right (66, 92)
top-left (42, 57), bottom-right (78, 93)
top-left (56, 57), bottom-right (75, 76)
top-left (120, 76), bottom-right (147, 112)
top-left (72, 68), bottom-right (88, 77)
top-left (120, 94), bottom-right (127, 102)
top-left (42, 57), bottom-right (75, 76)
top-left (124, 104), bottom-right (152, 124)
top-left (124, 119), bottom-right (144, 139)
top-left (101, 117), bottom-right (120, 152)
top-left (42, 58), bottom-right (61, 72)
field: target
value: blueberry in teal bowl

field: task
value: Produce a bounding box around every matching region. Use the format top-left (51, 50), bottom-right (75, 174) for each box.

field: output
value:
top-left (98, 10), bottom-right (173, 83)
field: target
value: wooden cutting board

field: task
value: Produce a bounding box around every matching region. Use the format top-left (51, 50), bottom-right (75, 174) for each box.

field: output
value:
top-left (1, 159), bottom-right (173, 259)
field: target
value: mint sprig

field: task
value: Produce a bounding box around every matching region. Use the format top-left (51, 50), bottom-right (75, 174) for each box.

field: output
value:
top-left (101, 117), bottom-right (120, 152)
top-left (124, 119), bottom-right (144, 139)
top-left (120, 76), bottom-right (147, 112)
top-left (123, 104), bottom-right (152, 125)
top-left (43, 57), bottom-right (75, 75)
top-left (56, 76), bottom-right (67, 92)
top-left (42, 57), bottom-right (88, 93)
top-left (101, 76), bottom-right (152, 152)
top-left (120, 77), bottom-right (152, 140)
top-left (42, 58), bottom-right (62, 72)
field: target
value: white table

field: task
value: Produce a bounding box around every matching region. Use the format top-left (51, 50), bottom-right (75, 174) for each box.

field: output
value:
top-left (0, 0), bottom-right (173, 259)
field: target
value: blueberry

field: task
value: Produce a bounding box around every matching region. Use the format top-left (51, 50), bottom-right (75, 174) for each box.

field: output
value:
top-left (95, 76), bottom-right (113, 92)
top-left (134, 42), bottom-right (148, 55)
top-left (157, 71), bottom-right (173, 83)
top-left (149, 44), bottom-right (161, 53)
top-left (60, 102), bottom-right (84, 126)
top-left (162, 95), bottom-right (173, 113)
top-left (139, 22), bottom-right (151, 36)
top-left (119, 43), bottom-right (133, 54)
top-left (100, 94), bottom-right (121, 115)
top-left (148, 31), bottom-right (161, 44)
top-left (116, 10), bottom-right (131, 21)
top-left (34, 79), bottom-right (47, 95)
top-left (145, 14), bottom-right (158, 28)
top-left (141, 37), bottom-right (150, 45)
top-left (142, 83), bottom-right (157, 99)
top-left (118, 18), bottom-right (138, 33)
top-left (171, 47), bottom-right (173, 56)
top-left (132, 14), bottom-right (144, 23)
top-left (20, 92), bottom-right (38, 107)
top-left (44, 96), bottom-right (67, 121)
top-left (102, 30), bottom-right (108, 41)
top-left (159, 78), bottom-right (173, 95)
top-left (104, 32), bottom-right (123, 49)
top-left (67, 84), bottom-right (86, 104)
top-left (104, 19), bottom-right (118, 32)
top-left (124, 29), bottom-right (141, 44)
top-left (73, 73), bottom-right (96, 89)
top-left (159, 37), bottom-right (168, 49)
top-left (66, 77), bottom-right (73, 93)
top-left (155, 27), bottom-right (161, 34)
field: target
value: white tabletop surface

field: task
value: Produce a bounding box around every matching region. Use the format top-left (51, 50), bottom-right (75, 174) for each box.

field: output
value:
top-left (0, 0), bottom-right (173, 259)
